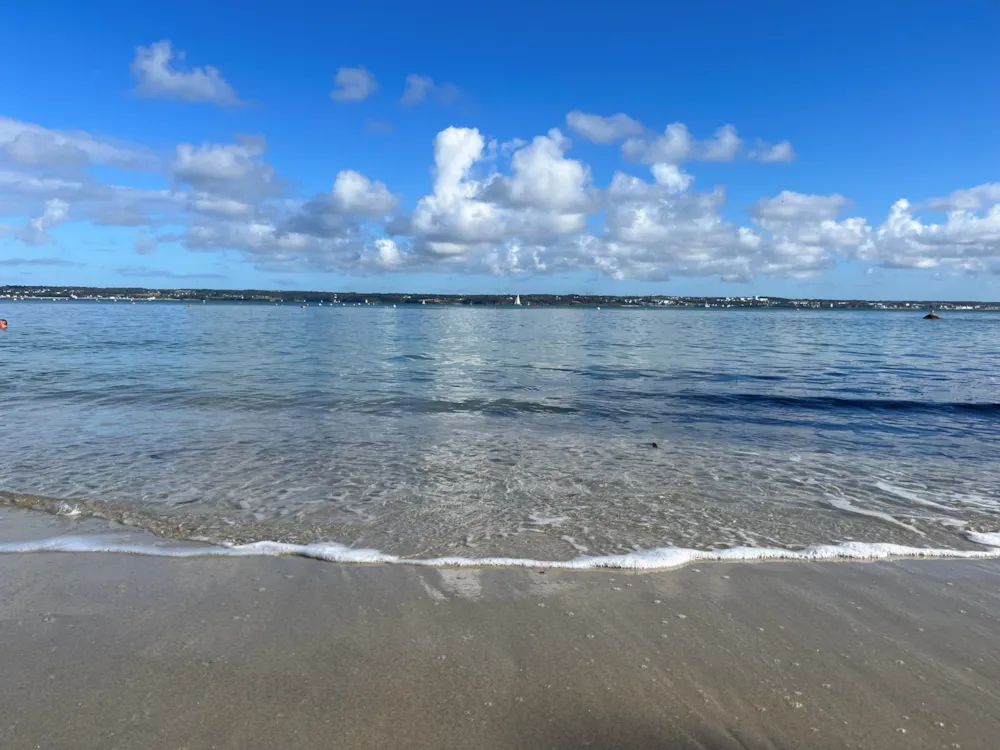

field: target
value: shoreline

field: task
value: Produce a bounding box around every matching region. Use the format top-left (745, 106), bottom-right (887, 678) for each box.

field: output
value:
top-left (3, 504), bottom-right (1000, 573)
top-left (3, 544), bottom-right (999, 748)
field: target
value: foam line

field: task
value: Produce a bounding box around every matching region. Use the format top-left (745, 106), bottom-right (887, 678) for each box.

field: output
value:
top-left (1, 534), bottom-right (1000, 571)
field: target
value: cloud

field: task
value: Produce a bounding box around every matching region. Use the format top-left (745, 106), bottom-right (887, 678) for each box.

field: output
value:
top-left (365, 119), bottom-right (393, 134)
top-left (3, 199), bottom-right (71, 245)
top-left (331, 67), bottom-right (378, 102)
top-left (329, 170), bottom-right (397, 215)
top-left (624, 123), bottom-right (793, 165)
top-left (701, 124), bottom-right (741, 162)
top-left (116, 266), bottom-right (226, 280)
top-left (400, 75), bottom-right (458, 106)
top-left (131, 41), bottom-right (241, 105)
top-left (565, 111), bottom-right (644, 144)
top-left (924, 182), bottom-right (1000, 212)
top-left (0, 256), bottom-right (81, 267)
top-left (403, 127), bottom-right (593, 263)
top-left (650, 163), bottom-right (694, 193)
top-left (172, 135), bottom-right (278, 202)
top-left (854, 197), bottom-right (1000, 270)
top-left (0, 117), bottom-right (155, 170)
top-left (751, 191), bottom-right (851, 222)
top-left (750, 140), bottom-right (797, 163)
top-left (4, 113), bottom-right (1000, 284)
top-left (623, 123), bottom-right (693, 164)
top-left (133, 231), bottom-right (157, 255)
top-left (400, 75), bottom-right (433, 105)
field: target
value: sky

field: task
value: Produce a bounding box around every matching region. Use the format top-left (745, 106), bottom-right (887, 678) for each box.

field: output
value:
top-left (1, 0), bottom-right (999, 299)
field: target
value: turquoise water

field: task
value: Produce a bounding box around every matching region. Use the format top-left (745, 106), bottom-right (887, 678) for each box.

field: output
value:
top-left (1, 301), bottom-right (998, 560)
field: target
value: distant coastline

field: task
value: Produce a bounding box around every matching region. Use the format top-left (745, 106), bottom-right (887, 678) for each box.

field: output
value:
top-left (2, 285), bottom-right (998, 311)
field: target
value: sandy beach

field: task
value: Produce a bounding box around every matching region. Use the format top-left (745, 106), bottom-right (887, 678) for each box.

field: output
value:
top-left (1, 509), bottom-right (998, 749)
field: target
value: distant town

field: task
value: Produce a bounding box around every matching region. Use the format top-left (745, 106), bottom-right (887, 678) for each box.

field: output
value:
top-left (1, 285), bottom-right (998, 311)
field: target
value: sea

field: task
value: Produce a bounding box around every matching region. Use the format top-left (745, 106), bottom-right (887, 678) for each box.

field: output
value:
top-left (2, 300), bottom-right (999, 569)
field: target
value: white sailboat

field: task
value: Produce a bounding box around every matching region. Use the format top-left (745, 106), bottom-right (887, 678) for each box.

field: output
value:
top-left (513, 295), bottom-right (522, 306)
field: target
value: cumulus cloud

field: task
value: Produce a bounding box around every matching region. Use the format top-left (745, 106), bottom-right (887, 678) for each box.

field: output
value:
top-left (331, 67), bottom-right (378, 102)
top-left (650, 163), bottom-right (694, 193)
top-left (4, 112), bottom-right (1000, 284)
top-left (329, 170), bottom-right (397, 215)
top-left (750, 140), bottom-right (797, 163)
top-left (623, 123), bottom-right (693, 164)
top-left (131, 41), bottom-right (241, 105)
top-left (403, 127), bottom-right (594, 264)
top-left (566, 111), bottom-right (644, 144)
top-left (400, 74), bottom-right (459, 106)
top-left (172, 135), bottom-right (278, 202)
top-left (924, 182), bottom-right (1000, 212)
top-left (624, 124), bottom-right (794, 165)
top-left (856, 198), bottom-right (1000, 270)
top-left (701, 125), bottom-right (741, 162)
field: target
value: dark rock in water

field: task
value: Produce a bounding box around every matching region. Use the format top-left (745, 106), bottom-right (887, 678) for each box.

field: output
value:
top-left (923, 312), bottom-right (940, 320)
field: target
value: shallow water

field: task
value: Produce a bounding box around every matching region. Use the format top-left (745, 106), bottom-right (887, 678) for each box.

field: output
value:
top-left (1, 301), bottom-right (998, 561)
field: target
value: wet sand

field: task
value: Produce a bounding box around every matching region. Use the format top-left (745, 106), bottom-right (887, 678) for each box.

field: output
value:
top-left (2, 511), bottom-right (999, 749)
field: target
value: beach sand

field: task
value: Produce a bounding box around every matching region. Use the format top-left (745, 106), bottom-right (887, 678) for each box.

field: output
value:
top-left (2, 509), bottom-right (999, 749)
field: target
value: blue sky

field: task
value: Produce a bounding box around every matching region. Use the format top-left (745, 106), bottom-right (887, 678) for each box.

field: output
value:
top-left (1, 0), bottom-right (999, 299)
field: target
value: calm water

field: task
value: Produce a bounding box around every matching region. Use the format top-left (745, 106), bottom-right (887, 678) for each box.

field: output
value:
top-left (1, 301), bottom-right (998, 560)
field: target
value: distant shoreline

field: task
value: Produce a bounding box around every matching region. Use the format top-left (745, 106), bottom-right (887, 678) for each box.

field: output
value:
top-left (2, 286), bottom-right (998, 311)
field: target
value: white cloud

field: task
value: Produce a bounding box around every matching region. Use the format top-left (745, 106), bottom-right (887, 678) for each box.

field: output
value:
top-left (565, 111), bottom-right (644, 144)
top-left (7, 199), bottom-right (71, 245)
top-left (172, 136), bottom-right (278, 201)
top-left (329, 170), bottom-right (397, 215)
top-left (701, 124), bottom-right (741, 162)
top-left (361, 238), bottom-right (403, 269)
top-left (752, 191), bottom-right (851, 222)
top-left (131, 41), bottom-right (241, 105)
top-left (623, 123), bottom-right (692, 164)
top-left (5, 113), bottom-right (1000, 284)
top-left (188, 193), bottom-right (256, 219)
top-left (504, 129), bottom-right (591, 213)
top-left (404, 127), bottom-right (594, 264)
top-left (924, 183), bottom-right (1000, 212)
top-left (626, 124), bottom-right (792, 165)
top-left (0, 117), bottom-right (155, 170)
top-left (856, 198), bottom-right (1000, 269)
top-left (650, 163), bottom-right (693, 193)
top-left (750, 140), bottom-right (797, 163)
top-left (331, 67), bottom-right (378, 102)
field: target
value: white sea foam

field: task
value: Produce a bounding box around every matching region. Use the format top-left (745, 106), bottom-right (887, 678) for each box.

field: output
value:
top-left (2, 534), bottom-right (1000, 571)
top-left (825, 495), bottom-right (925, 535)
top-left (966, 531), bottom-right (1000, 548)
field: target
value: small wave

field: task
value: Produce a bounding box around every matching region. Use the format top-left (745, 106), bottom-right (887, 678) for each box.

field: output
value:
top-left (2, 535), bottom-right (999, 571)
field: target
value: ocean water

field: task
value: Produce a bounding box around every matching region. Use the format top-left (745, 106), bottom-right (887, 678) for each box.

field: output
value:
top-left (2, 300), bottom-right (999, 566)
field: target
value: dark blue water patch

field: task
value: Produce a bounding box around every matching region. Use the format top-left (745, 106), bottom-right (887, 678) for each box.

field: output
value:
top-left (675, 391), bottom-right (1000, 417)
